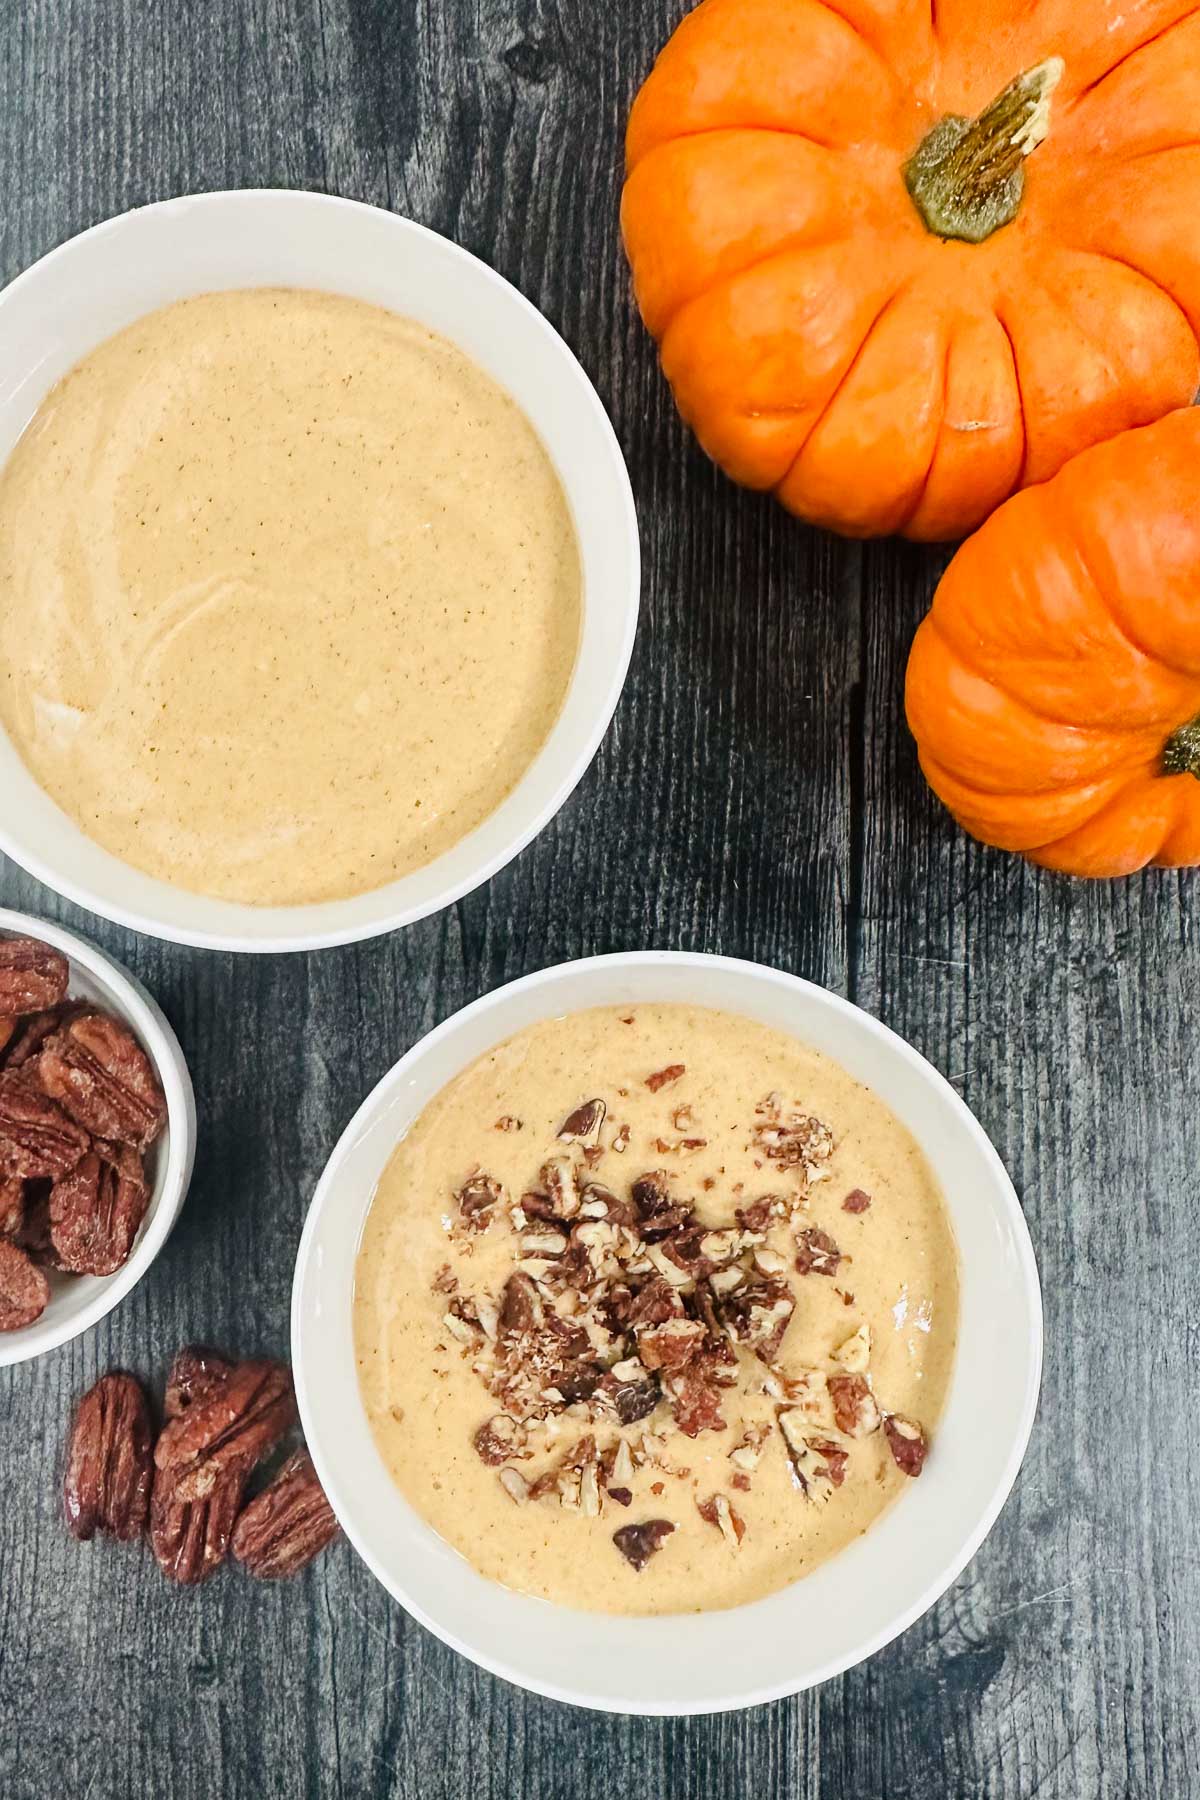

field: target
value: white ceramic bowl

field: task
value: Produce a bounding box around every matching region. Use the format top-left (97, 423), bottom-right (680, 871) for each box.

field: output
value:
top-left (0, 191), bottom-right (640, 952)
top-left (0, 908), bottom-right (196, 1366)
top-left (292, 952), bottom-right (1042, 1716)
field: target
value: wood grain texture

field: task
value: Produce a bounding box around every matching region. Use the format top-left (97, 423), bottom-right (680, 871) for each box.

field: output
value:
top-left (0, 2), bottom-right (1197, 1795)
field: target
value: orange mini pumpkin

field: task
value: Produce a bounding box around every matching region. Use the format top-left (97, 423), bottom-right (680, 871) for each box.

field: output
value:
top-left (906, 409), bottom-right (1200, 876)
top-left (622, 0), bottom-right (1200, 540)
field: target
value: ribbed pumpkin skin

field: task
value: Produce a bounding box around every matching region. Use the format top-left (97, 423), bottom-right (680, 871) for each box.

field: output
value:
top-left (622, 0), bottom-right (1200, 541)
top-left (905, 410), bottom-right (1200, 875)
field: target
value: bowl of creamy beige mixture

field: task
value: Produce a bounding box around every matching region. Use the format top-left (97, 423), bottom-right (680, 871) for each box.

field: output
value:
top-left (293, 953), bottom-right (1042, 1714)
top-left (0, 192), bottom-right (638, 950)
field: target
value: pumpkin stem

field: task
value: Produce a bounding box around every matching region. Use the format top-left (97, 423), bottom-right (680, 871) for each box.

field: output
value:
top-left (904, 58), bottom-right (1065, 244)
top-left (1164, 715), bottom-right (1200, 780)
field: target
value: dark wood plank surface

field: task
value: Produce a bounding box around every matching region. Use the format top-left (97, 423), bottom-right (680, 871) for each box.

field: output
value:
top-left (1, 3), bottom-right (1197, 1795)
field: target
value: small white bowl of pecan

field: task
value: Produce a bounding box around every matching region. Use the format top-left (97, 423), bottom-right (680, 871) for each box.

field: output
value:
top-left (0, 909), bottom-right (196, 1365)
top-left (292, 951), bottom-right (1042, 1714)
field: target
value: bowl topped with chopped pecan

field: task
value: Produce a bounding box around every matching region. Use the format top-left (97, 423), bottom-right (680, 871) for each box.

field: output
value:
top-left (293, 952), bottom-right (1041, 1714)
top-left (0, 909), bottom-right (195, 1365)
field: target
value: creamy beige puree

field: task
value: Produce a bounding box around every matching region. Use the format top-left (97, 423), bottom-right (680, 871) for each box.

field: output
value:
top-left (0, 290), bottom-right (581, 904)
top-left (355, 1004), bottom-right (959, 1616)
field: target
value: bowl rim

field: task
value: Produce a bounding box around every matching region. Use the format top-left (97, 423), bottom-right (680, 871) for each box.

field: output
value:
top-left (0, 190), bottom-right (641, 953)
top-left (291, 949), bottom-right (1044, 1714)
top-left (0, 906), bottom-right (197, 1365)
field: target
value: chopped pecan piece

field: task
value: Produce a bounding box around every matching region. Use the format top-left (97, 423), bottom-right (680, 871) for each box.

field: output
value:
top-left (753, 1096), bottom-right (835, 1175)
top-left (630, 1170), bottom-right (692, 1239)
top-left (494, 1115), bottom-right (522, 1132)
top-left (626, 1273), bottom-right (685, 1327)
top-left (636, 1316), bottom-right (707, 1371)
top-left (0, 1072), bottom-right (91, 1181)
top-left (884, 1413), bottom-right (928, 1477)
top-left (498, 1271), bottom-right (544, 1335)
top-left (557, 1098), bottom-right (606, 1142)
top-left (827, 1372), bottom-right (881, 1438)
top-left (778, 1411), bottom-right (841, 1502)
top-left (498, 1467), bottom-right (530, 1505)
top-left (645, 1064), bottom-right (685, 1093)
top-left (603, 1370), bottom-right (662, 1425)
top-left (842, 1188), bottom-right (872, 1213)
top-left (37, 1012), bottom-right (167, 1150)
top-left (808, 1438), bottom-right (849, 1487)
top-left (832, 1324), bottom-right (871, 1374)
top-left (794, 1225), bottom-right (842, 1277)
top-left (474, 1411), bottom-right (528, 1468)
top-left (721, 1277), bottom-right (796, 1363)
top-left (0, 1237), bottom-right (50, 1330)
top-left (231, 1450), bottom-right (341, 1578)
top-left (697, 1492), bottom-right (746, 1547)
top-left (455, 1171), bottom-right (502, 1232)
top-left (49, 1141), bottom-right (149, 1276)
top-left (0, 1175), bottom-right (24, 1238)
top-left (63, 1372), bottom-right (153, 1541)
top-left (0, 937), bottom-right (70, 1014)
top-left (165, 1346), bottom-right (234, 1419)
top-left (666, 1356), bottom-right (731, 1438)
top-left (735, 1196), bottom-right (777, 1234)
top-left (612, 1517), bottom-right (675, 1570)
top-left (607, 1485), bottom-right (633, 1507)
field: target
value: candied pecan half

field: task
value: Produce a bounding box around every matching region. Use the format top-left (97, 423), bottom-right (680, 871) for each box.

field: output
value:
top-left (154, 1359), bottom-right (295, 1504)
top-left (0, 1176), bottom-right (24, 1238)
top-left (884, 1413), bottom-right (928, 1477)
top-left (794, 1225), bottom-right (842, 1277)
top-left (63, 1372), bottom-right (153, 1541)
top-left (827, 1372), bottom-right (881, 1438)
top-left (37, 1013), bottom-right (167, 1150)
top-left (636, 1316), bottom-right (707, 1372)
top-left (165, 1345), bottom-right (234, 1419)
top-left (0, 1003), bottom-right (85, 1073)
top-left (721, 1277), bottom-right (796, 1364)
top-left (231, 1450), bottom-right (341, 1579)
top-left (557, 1098), bottom-right (606, 1142)
top-left (16, 1183), bottom-right (60, 1268)
top-left (49, 1141), bottom-right (149, 1276)
top-left (645, 1064), bottom-right (685, 1093)
top-left (0, 937), bottom-right (70, 1014)
top-left (842, 1188), bottom-right (872, 1214)
top-left (150, 1470), bottom-right (246, 1586)
top-left (612, 1518), bottom-right (675, 1570)
top-left (455, 1171), bottom-right (501, 1232)
top-left (0, 1238), bottom-right (50, 1330)
top-left (151, 1359), bottom-right (295, 1584)
top-left (0, 1072), bottom-right (91, 1180)
top-left (697, 1492), bottom-right (746, 1546)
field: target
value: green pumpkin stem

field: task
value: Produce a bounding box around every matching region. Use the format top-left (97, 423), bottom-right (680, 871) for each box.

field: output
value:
top-left (1164, 716), bottom-right (1200, 780)
top-left (904, 58), bottom-right (1065, 244)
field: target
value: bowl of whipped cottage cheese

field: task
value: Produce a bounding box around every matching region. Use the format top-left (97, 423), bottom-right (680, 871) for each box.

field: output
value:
top-left (0, 191), bottom-right (638, 951)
